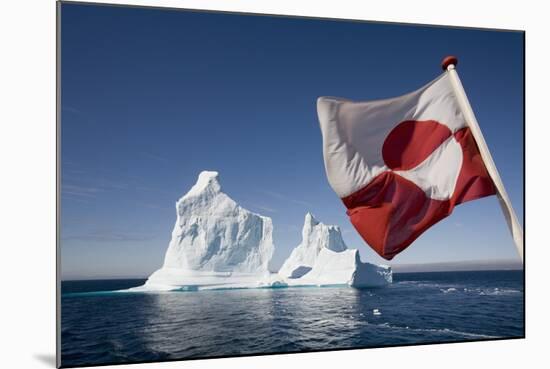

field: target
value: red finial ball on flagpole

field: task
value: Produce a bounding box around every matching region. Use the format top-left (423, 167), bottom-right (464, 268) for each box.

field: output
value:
top-left (441, 56), bottom-right (458, 70)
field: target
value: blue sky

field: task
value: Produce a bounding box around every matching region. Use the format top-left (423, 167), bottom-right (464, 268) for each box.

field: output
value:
top-left (60, 3), bottom-right (524, 279)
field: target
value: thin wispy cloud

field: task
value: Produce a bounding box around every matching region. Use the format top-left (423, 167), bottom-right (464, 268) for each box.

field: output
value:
top-left (134, 185), bottom-right (175, 196)
top-left (260, 190), bottom-right (312, 207)
top-left (62, 229), bottom-right (156, 242)
top-left (252, 204), bottom-right (277, 213)
top-left (137, 201), bottom-right (171, 210)
top-left (96, 178), bottom-right (129, 191)
top-left (284, 224), bottom-right (301, 232)
top-left (61, 178), bottom-right (130, 198)
top-left (62, 167), bottom-right (87, 176)
top-left (141, 151), bottom-right (170, 162)
top-left (62, 183), bottom-right (103, 199)
top-left (342, 228), bottom-right (355, 235)
top-left (62, 106), bottom-right (82, 114)
top-left (61, 194), bottom-right (92, 203)
top-left (61, 105), bottom-right (96, 126)
top-left (62, 162), bottom-right (176, 200)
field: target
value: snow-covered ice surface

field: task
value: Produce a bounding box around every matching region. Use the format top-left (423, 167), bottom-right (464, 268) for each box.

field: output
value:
top-left (128, 171), bottom-right (391, 293)
top-left (278, 212), bottom-right (346, 278)
top-left (279, 213), bottom-right (392, 288)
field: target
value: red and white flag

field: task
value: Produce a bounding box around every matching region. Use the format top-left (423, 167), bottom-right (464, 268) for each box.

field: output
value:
top-left (317, 64), bottom-right (522, 261)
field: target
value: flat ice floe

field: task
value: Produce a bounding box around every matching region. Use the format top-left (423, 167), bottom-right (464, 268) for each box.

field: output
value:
top-left (129, 171), bottom-right (391, 293)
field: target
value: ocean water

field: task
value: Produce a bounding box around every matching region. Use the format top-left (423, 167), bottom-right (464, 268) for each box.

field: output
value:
top-left (61, 270), bottom-right (524, 367)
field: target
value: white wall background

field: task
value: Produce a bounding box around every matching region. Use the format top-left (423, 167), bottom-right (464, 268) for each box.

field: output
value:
top-left (0, 0), bottom-right (547, 368)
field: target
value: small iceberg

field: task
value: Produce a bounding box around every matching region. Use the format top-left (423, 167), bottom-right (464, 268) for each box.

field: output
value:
top-left (278, 213), bottom-right (392, 288)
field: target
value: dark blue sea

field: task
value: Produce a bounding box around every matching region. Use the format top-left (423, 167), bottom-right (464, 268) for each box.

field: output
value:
top-left (61, 270), bottom-right (524, 367)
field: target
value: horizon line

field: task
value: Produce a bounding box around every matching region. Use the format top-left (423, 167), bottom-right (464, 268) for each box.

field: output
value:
top-left (61, 261), bottom-right (523, 281)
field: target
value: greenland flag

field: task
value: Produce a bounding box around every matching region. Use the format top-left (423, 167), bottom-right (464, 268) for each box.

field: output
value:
top-left (317, 73), bottom-right (496, 260)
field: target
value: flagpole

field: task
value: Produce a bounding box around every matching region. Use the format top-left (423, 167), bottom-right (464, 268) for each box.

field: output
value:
top-left (442, 56), bottom-right (524, 263)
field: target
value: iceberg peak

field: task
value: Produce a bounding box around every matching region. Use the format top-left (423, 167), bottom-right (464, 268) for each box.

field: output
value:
top-left (302, 212), bottom-right (346, 253)
top-left (279, 213), bottom-right (347, 278)
top-left (182, 170), bottom-right (221, 199)
top-left (304, 212), bottom-right (320, 227)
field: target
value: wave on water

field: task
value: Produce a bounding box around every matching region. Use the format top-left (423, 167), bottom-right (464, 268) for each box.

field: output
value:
top-left (395, 281), bottom-right (521, 296)
top-left (396, 281), bottom-right (462, 289)
top-left (469, 288), bottom-right (521, 296)
top-left (374, 322), bottom-right (499, 339)
top-left (440, 287), bottom-right (458, 293)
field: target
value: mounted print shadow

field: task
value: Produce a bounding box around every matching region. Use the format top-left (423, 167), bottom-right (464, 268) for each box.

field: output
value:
top-left (58, 1), bottom-right (525, 367)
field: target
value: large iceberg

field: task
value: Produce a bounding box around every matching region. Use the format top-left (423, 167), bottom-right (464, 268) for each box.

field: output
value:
top-left (131, 171), bottom-right (391, 292)
top-left (279, 213), bottom-right (392, 287)
top-left (135, 171), bottom-right (275, 291)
